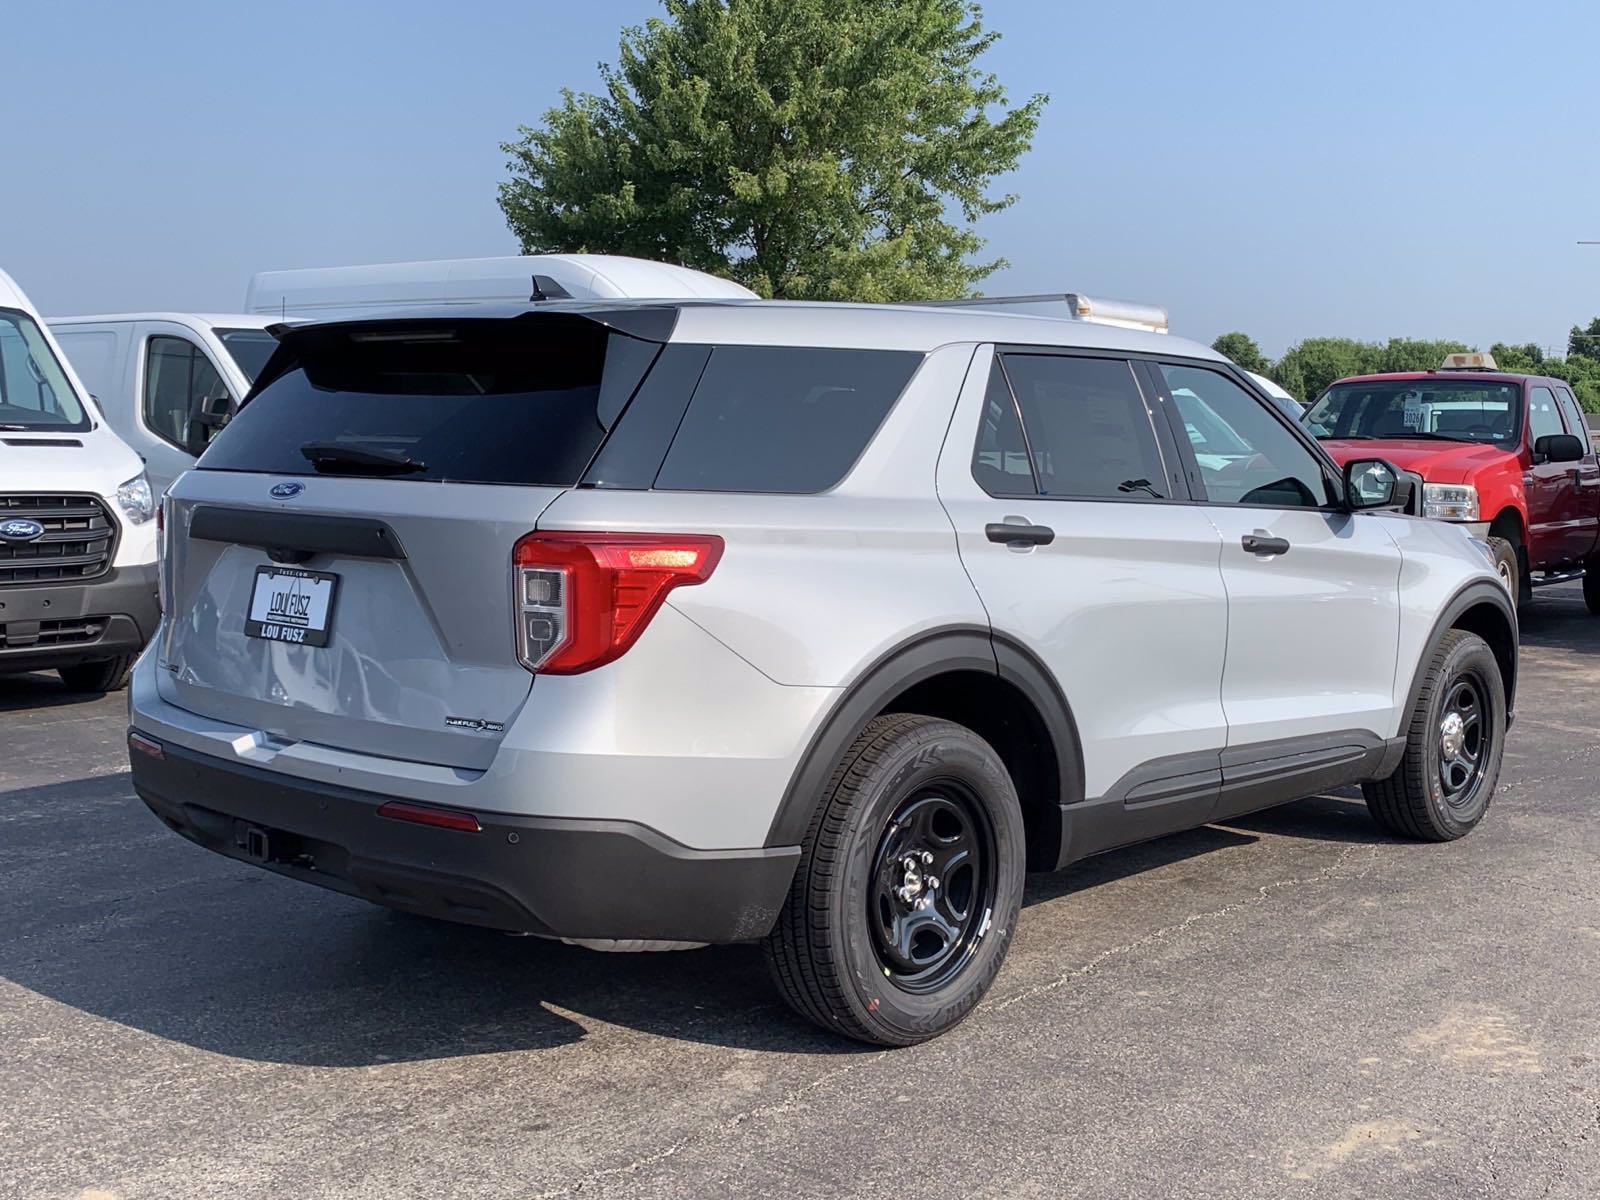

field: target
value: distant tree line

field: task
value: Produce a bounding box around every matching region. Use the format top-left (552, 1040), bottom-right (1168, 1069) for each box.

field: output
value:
top-left (1212, 319), bottom-right (1600, 412)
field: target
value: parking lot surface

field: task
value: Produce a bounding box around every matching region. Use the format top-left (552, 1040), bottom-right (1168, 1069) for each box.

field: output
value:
top-left (4, 587), bottom-right (1599, 1200)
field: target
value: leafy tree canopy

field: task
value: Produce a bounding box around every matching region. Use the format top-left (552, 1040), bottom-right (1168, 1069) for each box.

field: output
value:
top-left (1210, 332), bottom-right (1267, 374)
top-left (498, 0), bottom-right (1046, 301)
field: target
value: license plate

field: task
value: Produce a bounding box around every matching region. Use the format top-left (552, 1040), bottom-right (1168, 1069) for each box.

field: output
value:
top-left (245, 566), bottom-right (339, 647)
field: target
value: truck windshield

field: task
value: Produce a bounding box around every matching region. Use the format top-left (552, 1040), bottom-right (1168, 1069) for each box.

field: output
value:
top-left (215, 328), bottom-right (279, 383)
top-left (1306, 379), bottom-right (1522, 445)
top-left (0, 309), bottom-right (91, 432)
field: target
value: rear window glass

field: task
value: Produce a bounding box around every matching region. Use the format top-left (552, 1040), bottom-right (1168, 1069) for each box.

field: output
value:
top-left (198, 317), bottom-right (655, 486)
top-left (653, 346), bottom-right (920, 493)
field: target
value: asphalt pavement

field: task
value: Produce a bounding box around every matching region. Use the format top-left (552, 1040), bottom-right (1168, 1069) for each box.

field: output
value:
top-left (3, 586), bottom-right (1599, 1199)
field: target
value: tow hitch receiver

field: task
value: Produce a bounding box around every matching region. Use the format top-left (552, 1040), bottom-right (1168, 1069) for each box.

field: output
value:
top-left (239, 823), bottom-right (270, 863)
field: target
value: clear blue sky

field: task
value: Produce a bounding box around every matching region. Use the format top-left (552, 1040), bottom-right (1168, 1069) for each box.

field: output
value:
top-left (6, 0), bottom-right (1597, 357)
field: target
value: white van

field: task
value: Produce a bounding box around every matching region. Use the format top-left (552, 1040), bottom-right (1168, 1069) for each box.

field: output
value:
top-left (0, 269), bottom-right (159, 692)
top-left (48, 313), bottom-right (278, 496)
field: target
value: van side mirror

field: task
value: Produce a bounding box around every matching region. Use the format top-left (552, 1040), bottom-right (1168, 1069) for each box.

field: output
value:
top-left (185, 410), bottom-right (230, 457)
top-left (1534, 433), bottom-right (1584, 464)
top-left (1344, 458), bottom-right (1399, 510)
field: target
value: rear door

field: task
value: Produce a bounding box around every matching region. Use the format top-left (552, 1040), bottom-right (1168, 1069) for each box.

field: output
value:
top-left (1554, 385), bottom-right (1600, 561)
top-left (1144, 361), bottom-right (1402, 756)
top-left (937, 346), bottom-right (1230, 830)
top-left (159, 312), bottom-right (661, 770)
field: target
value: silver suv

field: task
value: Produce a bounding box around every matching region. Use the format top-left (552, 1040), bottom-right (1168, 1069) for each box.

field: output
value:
top-left (128, 299), bottom-right (1516, 1045)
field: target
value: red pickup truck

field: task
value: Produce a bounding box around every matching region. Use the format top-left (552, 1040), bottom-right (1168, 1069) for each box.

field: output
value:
top-left (1306, 354), bottom-right (1600, 610)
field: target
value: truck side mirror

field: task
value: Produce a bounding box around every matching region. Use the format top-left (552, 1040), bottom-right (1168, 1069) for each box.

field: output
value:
top-left (1344, 458), bottom-right (1399, 510)
top-left (1534, 433), bottom-right (1584, 464)
top-left (185, 410), bottom-right (231, 457)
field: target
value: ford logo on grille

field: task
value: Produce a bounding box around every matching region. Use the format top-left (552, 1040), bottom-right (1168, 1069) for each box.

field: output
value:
top-left (270, 481), bottom-right (305, 499)
top-left (0, 518), bottom-right (46, 543)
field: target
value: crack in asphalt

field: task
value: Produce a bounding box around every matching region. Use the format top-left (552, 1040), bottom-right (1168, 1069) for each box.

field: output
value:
top-left (527, 1050), bottom-right (892, 1197)
top-left (991, 841), bottom-right (1382, 1014)
top-left (527, 841), bottom-right (1385, 1197)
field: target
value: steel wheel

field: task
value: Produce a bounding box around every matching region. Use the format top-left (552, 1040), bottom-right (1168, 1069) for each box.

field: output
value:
top-left (869, 786), bottom-right (996, 993)
top-left (1435, 672), bottom-right (1490, 810)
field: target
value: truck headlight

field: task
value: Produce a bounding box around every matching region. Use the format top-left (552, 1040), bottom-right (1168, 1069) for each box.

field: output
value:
top-left (115, 472), bottom-right (155, 525)
top-left (1421, 482), bottom-right (1479, 522)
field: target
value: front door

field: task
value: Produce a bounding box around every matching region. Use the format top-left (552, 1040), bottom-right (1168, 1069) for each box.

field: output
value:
top-left (137, 324), bottom-right (236, 494)
top-left (1525, 384), bottom-right (1575, 569)
top-left (1144, 361), bottom-right (1402, 753)
top-left (1554, 385), bottom-right (1600, 564)
top-left (936, 346), bottom-right (1229, 822)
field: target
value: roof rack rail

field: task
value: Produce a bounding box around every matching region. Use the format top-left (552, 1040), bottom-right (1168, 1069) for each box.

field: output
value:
top-left (914, 293), bottom-right (1169, 334)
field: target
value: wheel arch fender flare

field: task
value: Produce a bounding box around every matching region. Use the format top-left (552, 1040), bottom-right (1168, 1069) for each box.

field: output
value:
top-left (763, 626), bottom-right (1084, 848)
top-left (1400, 579), bottom-right (1518, 731)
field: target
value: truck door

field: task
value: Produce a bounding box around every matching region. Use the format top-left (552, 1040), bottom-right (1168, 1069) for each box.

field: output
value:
top-left (1554, 385), bottom-right (1600, 562)
top-left (1525, 385), bottom-right (1572, 568)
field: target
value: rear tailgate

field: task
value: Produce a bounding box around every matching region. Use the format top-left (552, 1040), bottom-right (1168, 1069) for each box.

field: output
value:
top-left (157, 310), bottom-right (664, 770)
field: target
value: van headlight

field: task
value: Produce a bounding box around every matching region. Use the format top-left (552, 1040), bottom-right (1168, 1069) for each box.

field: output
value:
top-left (115, 472), bottom-right (155, 525)
top-left (1421, 483), bottom-right (1479, 522)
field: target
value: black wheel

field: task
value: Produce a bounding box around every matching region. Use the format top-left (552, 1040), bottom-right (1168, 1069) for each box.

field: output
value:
top-left (1584, 559), bottom-right (1600, 615)
top-left (58, 656), bottom-right (133, 694)
top-left (1363, 630), bottom-right (1505, 841)
top-left (763, 714), bottom-right (1025, 1046)
top-left (1487, 536), bottom-right (1519, 603)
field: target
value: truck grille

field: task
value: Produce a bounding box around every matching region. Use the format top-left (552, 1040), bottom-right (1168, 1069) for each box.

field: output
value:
top-left (0, 617), bottom-right (108, 648)
top-left (0, 494), bottom-right (117, 585)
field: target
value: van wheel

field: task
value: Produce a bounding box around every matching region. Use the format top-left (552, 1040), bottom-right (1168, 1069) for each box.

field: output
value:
top-left (1584, 558), bottom-right (1600, 615)
top-left (58, 656), bottom-right (133, 694)
top-left (1487, 536), bottom-right (1519, 602)
top-left (1362, 630), bottom-right (1505, 841)
top-left (763, 714), bottom-right (1025, 1046)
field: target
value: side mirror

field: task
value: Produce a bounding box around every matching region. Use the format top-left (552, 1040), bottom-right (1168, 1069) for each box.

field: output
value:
top-left (1534, 433), bottom-right (1584, 464)
top-left (184, 411), bottom-right (227, 457)
top-left (1344, 458), bottom-right (1399, 510)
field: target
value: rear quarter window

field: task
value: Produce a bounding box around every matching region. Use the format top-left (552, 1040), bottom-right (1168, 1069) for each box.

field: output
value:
top-left (652, 346), bottom-right (921, 493)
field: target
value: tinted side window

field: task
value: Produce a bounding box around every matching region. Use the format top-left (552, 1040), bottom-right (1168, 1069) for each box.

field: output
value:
top-left (653, 346), bottom-right (919, 493)
top-left (1529, 386), bottom-right (1564, 443)
top-left (971, 359), bottom-right (1036, 495)
top-left (143, 336), bottom-right (197, 447)
top-left (999, 354), bottom-right (1167, 500)
top-left (1555, 387), bottom-right (1592, 451)
top-left (1162, 364), bottom-right (1331, 508)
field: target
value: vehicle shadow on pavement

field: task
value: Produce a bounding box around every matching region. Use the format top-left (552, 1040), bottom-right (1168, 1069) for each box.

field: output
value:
top-left (0, 770), bottom-right (1373, 1066)
top-left (0, 671), bottom-right (109, 712)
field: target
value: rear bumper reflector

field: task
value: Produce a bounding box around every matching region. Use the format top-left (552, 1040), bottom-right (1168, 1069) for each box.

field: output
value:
top-left (376, 800), bottom-right (482, 833)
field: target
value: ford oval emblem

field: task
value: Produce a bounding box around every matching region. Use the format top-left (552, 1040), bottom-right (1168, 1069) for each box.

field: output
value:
top-left (0, 518), bottom-right (46, 543)
top-left (270, 481), bottom-right (305, 499)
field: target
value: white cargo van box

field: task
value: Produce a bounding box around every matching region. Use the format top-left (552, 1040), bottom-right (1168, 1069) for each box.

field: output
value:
top-left (0, 269), bottom-right (160, 692)
top-left (49, 313), bottom-right (278, 496)
top-left (244, 254), bottom-right (759, 320)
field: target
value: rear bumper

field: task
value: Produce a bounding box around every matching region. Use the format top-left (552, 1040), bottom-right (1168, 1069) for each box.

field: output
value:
top-left (0, 562), bottom-right (160, 673)
top-left (129, 734), bottom-right (800, 943)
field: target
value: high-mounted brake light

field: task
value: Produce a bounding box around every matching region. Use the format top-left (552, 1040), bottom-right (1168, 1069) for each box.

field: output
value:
top-left (512, 532), bottom-right (724, 674)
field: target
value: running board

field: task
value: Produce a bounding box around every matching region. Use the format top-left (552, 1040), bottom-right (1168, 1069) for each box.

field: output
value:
top-left (1531, 567), bottom-right (1586, 587)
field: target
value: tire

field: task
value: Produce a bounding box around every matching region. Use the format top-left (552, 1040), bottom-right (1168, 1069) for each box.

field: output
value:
top-left (763, 713), bottom-right (1026, 1046)
top-left (1487, 536), bottom-right (1520, 603)
top-left (1362, 630), bottom-right (1505, 841)
top-left (1584, 559), bottom-right (1600, 615)
top-left (58, 656), bottom-right (133, 694)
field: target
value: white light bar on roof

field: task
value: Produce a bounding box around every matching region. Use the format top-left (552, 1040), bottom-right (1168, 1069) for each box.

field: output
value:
top-left (916, 292), bottom-right (1169, 333)
top-left (1440, 351), bottom-right (1498, 371)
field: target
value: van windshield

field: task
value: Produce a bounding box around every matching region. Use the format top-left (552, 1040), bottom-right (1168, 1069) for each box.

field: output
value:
top-left (215, 328), bottom-right (279, 383)
top-left (1306, 379), bottom-right (1522, 445)
top-left (0, 309), bottom-right (90, 432)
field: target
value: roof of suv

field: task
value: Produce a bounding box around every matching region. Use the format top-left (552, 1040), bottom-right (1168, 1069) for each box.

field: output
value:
top-left (279, 298), bottom-right (1223, 361)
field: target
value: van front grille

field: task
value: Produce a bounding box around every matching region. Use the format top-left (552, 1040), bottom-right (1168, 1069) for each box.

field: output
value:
top-left (0, 494), bottom-right (116, 585)
top-left (0, 617), bottom-right (108, 648)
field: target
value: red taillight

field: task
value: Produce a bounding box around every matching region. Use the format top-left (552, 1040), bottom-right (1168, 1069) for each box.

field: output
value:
top-left (376, 800), bottom-right (481, 833)
top-left (511, 532), bottom-right (724, 674)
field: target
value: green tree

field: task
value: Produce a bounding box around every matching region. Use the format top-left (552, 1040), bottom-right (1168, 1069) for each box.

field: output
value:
top-left (498, 0), bottom-right (1046, 301)
top-left (1210, 332), bottom-right (1267, 374)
